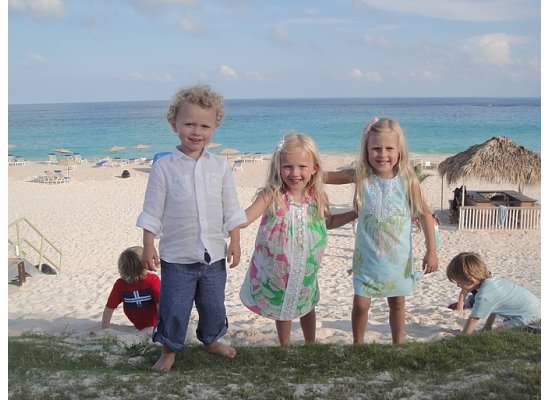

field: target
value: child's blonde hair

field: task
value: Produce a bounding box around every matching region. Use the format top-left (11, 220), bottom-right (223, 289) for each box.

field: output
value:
top-left (260, 132), bottom-right (328, 218)
top-left (446, 252), bottom-right (491, 283)
top-left (118, 246), bottom-right (146, 283)
top-left (166, 84), bottom-right (224, 127)
top-left (354, 117), bottom-right (424, 217)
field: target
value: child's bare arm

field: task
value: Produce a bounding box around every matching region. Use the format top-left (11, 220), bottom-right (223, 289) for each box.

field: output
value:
top-left (101, 307), bottom-right (115, 329)
top-left (326, 210), bottom-right (357, 229)
top-left (462, 316), bottom-right (480, 334)
top-left (414, 184), bottom-right (438, 273)
top-left (142, 230), bottom-right (160, 271)
top-left (226, 228), bottom-right (241, 268)
top-left (482, 314), bottom-right (497, 331)
top-left (324, 169), bottom-right (355, 185)
top-left (456, 289), bottom-right (468, 312)
top-left (240, 192), bottom-right (271, 228)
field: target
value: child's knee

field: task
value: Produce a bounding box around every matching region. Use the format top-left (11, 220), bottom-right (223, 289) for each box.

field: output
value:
top-left (387, 296), bottom-right (405, 311)
top-left (353, 296), bottom-right (371, 313)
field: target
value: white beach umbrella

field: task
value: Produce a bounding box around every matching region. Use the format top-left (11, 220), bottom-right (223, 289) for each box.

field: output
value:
top-left (107, 145), bottom-right (126, 153)
top-left (219, 148), bottom-right (240, 156)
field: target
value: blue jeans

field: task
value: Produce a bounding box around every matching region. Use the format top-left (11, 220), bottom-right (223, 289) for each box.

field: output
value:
top-left (153, 259), bottom-right (228, 352)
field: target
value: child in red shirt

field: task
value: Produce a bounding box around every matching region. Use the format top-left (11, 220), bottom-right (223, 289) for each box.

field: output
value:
top-left (102, 246), bottom-right (160, 330)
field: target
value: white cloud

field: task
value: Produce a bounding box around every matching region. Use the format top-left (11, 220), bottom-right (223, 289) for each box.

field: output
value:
top-left (272, 23), bottom-right (290, 44)
top-left (464, 33), bottom-right (526, 65)
top-left (177, 16), bottom-right (201, 33)
top-left (219, 65), bottom-right (239, 80)
top-left (350, 68), bottom-right (383, 82)
top-left (126, 72), bottom-right (174, 82)
top-left (9, 0), bottom-right (64, 18)
top-left (354, 0), bottom-right (537, 21)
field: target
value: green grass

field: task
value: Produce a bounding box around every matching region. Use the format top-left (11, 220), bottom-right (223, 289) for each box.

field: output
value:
top-left (9, 329), bottom-right (540, 399)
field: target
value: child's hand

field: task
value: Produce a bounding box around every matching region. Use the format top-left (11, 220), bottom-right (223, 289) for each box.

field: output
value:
top-left (226, 241), bottom-right (241, 268)
top-left (143, 244), bottom-right (160, 271)
top-left (422, 250), bottom-right (438, 274)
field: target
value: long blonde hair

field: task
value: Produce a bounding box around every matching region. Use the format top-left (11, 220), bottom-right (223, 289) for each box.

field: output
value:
top-left (259, 132), bottom-right (328, 218)
top-left (354, 117), bottom-right (424, 217)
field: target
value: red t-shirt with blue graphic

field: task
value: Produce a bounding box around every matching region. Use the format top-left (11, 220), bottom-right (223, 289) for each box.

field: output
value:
top-left (106, 272), bottom-right (161, 330)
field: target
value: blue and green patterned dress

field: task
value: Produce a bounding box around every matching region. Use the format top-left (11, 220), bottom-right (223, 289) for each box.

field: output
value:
top-left (352, 174), bottom-right (419, 298)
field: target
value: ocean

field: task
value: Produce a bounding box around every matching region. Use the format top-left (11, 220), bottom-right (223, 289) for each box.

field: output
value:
top-left (8, 98), bottom-right (540, 161)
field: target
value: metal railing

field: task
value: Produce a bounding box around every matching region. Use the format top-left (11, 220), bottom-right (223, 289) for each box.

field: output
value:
top-left (458, 206), bottom-right (540, 231)
top-left (8, 217), bottom-right (62, 272)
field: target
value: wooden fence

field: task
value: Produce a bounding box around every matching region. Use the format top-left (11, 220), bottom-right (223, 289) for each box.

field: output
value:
top-left (458, 206), bottom-right (541, 231)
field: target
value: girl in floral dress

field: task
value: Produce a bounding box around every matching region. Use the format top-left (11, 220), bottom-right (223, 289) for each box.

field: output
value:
top-left (325, 118), bottom-right (438, 344)
top-left (239, 133), bottom-right (356, 345)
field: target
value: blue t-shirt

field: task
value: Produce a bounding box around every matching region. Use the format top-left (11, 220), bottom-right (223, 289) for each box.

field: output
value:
top-left (470, 277), bottom-right (540, 326)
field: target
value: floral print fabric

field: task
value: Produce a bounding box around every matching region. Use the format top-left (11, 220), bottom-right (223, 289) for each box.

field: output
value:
top-left (240, 194), bottom-right (327, 320)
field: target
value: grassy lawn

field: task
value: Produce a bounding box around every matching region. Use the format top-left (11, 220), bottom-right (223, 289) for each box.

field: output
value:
top-left (8, 329), bottom-right (540, 399)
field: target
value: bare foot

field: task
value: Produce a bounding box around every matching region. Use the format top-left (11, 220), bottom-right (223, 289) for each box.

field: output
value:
top-left (152, 349), bottom-right (176, 371)
top-left (205, 341), bottom-right (237, 359)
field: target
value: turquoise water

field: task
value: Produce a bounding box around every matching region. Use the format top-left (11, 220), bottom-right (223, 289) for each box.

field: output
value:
top-left (8, 98), bottom-right (540, 161)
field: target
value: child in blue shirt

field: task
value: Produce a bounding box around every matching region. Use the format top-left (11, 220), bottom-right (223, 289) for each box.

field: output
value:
top-left (446, 252), bottom-right (540, 334)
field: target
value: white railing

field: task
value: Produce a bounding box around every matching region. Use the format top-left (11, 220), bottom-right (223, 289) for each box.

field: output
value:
top-left (458, 206), bottom-right (540, 231)
top-left (8, 217), bottom-right (62, 272)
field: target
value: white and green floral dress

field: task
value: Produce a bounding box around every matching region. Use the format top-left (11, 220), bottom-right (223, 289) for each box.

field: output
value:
top-left (240, 193), bottom-right (328, 321)
top-left (352, 174), bottom-right (420, 298)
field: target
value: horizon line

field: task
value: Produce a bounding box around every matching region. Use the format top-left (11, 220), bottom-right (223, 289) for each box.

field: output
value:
top-left (8, 95), bottom-right (542, 107)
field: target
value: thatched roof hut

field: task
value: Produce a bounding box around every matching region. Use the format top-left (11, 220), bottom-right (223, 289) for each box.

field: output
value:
top-left (438, 136), bottom-right (540, 187)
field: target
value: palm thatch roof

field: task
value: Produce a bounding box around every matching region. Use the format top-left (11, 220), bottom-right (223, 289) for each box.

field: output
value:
top-left (438, 136), bottom-right (540, 185)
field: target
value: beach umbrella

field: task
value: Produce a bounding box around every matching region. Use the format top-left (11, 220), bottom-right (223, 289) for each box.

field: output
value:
top-left (218, 148), bottom-right (240, 158)
top-left (54, 147), bottom-right (72, 154)
top-left (107, 145), bottom-right (126, 152)
top-left (134, 144), bottom-right (151, 150)
top-left (437, 136), bottom-right (541, 207)
top-left (208, 142), bottom-right (222, 148)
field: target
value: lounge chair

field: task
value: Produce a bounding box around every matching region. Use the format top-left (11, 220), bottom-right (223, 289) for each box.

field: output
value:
top-left (232, 159), bottom-right (244, 171)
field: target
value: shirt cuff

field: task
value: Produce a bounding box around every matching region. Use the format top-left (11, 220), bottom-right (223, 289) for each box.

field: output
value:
top-left (223, 208), bottom-right (247, 235)
top-left (136, 211), bottom-right (162, 236)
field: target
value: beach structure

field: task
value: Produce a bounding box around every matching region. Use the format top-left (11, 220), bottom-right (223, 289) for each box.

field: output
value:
top-left (8, 217), bottom-right (62, 283)
top-left (438, 136), bottom-right (540, 230)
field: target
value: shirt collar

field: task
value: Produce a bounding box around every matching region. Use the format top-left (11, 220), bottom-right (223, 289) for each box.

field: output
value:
top-left (173, 146), bottom-right (211, 161)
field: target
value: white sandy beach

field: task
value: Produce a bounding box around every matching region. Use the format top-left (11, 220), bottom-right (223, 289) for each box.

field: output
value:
top-left (7, 154), bottom-right (541, 348)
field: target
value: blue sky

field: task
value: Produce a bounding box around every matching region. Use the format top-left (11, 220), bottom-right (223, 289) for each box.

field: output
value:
top-left (8, 0), bottom-right (541, 104)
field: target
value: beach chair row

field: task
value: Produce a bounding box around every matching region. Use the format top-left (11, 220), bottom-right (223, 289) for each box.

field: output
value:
top-left (33, 171), bottom-right (70, 184)
top-left (8, 155), bottom-right (26, 166)
top-left (95, 157), bottom-right (148, 167)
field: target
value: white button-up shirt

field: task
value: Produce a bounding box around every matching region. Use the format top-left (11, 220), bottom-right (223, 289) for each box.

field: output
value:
top-left (137, 149), bottom-right (246, 264)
